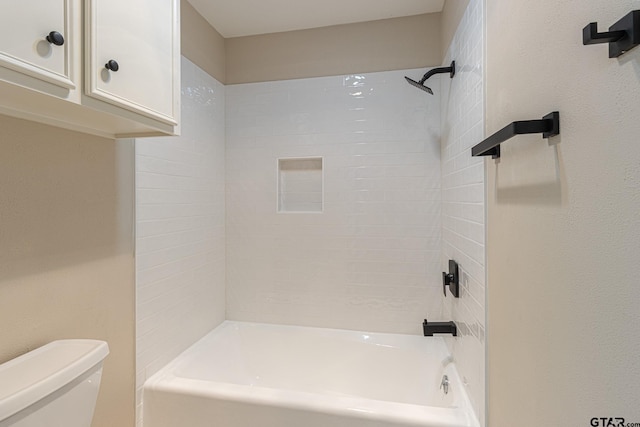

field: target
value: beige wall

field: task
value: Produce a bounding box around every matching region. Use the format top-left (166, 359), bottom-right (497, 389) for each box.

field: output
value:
top-left (441, 0), bottom-right (470, 58)
top-left (226, 13), bottom-right (442, 84)
top-left (181, 0), bottom-right (226, 83)
top-left (181, 4), bottom-right (444, 85)
top-left (0, 116), bottom-right (135, 427)
top-left (486, 0), bottom-right (640, 426)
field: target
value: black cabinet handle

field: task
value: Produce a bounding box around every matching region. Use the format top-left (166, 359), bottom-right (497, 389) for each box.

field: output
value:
top-left (105, 60), bottom-right (119, 72)
top-left (46, 31), bottom-right (64, 46)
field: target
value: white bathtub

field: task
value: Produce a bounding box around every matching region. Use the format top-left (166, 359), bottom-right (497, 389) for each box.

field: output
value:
top-left (143, 321), bottom-right (479, 427)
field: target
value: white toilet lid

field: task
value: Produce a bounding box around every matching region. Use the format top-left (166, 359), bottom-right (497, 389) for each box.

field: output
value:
top-left (0, 340), bottom-right (109, 422)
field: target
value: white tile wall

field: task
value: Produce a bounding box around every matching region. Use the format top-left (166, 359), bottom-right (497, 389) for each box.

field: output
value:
top-left (440, 0), bottom-right (486, 425)
top-left (135, 57), bottom-right (226, 425)
top-left (226, 69), bottom-right (442, 334)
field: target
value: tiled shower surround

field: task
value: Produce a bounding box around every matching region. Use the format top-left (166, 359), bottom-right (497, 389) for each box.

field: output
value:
top-left (441, 0), bottom-right (486, 424)
top-left (226, 69), bottom-right (443, 334)
top-left (135, 6), bottom-right (486, 423)
top-left (135, 57), bottom-right (226, 424)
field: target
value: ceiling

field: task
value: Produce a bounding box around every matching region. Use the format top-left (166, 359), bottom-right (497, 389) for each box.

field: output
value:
top-left (187, 0), bottom-right (446, 38)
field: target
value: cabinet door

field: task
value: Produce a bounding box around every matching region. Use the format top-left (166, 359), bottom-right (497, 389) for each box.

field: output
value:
top-left (85, 0), bottom-right (179, 125)
top-left (0, 0), bottom-right (75, 89)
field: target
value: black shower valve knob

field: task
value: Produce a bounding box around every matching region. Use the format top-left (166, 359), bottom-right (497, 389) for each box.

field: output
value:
top-left (442, 260), bottom-right (460, 298)
top-left (443, 272), bottom-right (455, 285)
top-left (46, 31), bottom-right (64, 46)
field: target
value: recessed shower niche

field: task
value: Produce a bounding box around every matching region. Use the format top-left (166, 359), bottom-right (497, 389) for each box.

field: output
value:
top-left (277, 157), bottom-right (323, 213)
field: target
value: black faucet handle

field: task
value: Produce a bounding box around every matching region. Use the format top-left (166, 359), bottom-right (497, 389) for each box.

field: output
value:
top-left (442, 272), bottom-right (454, 296)
top-left (442, 260), bottom-right (460, 298)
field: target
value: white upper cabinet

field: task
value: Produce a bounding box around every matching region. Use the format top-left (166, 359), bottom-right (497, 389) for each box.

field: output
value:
top-left (0, 0), bottom-right (180, 138)
top-left (86, 0), bottom-right (179, 126)
top-left (0, 0), bottom-right (74, 89)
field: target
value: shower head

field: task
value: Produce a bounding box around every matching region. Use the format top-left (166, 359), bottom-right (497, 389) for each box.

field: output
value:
top-left (405, 76), bottom-right (434, 94)
top-left (405, 61), bottom-right (456, 95)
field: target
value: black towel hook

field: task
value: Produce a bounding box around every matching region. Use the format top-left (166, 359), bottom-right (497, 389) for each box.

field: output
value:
top-left (583, 10), bottom-right (640, 58)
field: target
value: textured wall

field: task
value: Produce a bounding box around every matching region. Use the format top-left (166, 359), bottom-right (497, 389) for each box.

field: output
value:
top-left (0, 117), bottom-right (135, 427)
top-left (181, 1), bottom-right (226, 83)
top-left (226, 14), bottom-right (442, 84)
top-left (486, 0), bottom-right (640, 425)
top-left (441, 0), bottom-right (471, 58)
top-left (226, 69), bottom-right (442, 334)
top-left (181, 5), bottom-right (445, 85)
top-left (135, 57), bottom-right (226, 425)
top-left (440, 0), bottom-right (485, 424)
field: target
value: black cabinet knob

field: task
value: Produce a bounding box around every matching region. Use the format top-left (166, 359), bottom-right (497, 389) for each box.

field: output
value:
top-left (105, 60), bottom-right (119, 72)
top-left (46, 31), bottom-right (64, 46)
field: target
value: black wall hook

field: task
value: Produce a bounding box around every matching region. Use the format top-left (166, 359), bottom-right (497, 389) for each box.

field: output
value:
top-left (583, 10), bottom-right (640, 58)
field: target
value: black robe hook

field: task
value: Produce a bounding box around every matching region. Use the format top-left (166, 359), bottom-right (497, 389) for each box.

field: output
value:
top-left (583, 10), bottom-right (640, 58)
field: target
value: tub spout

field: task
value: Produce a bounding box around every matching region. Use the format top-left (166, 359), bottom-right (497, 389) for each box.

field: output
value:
top-left (423, 319), bottom-right (457, 336)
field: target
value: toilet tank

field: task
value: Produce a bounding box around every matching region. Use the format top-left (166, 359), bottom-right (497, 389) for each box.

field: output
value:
top-left (0, 340), bottom-right (109, 427)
